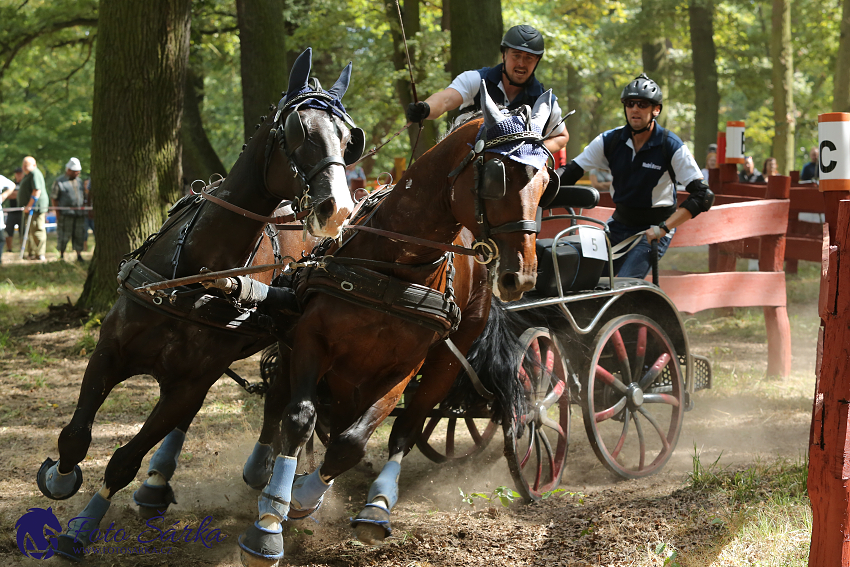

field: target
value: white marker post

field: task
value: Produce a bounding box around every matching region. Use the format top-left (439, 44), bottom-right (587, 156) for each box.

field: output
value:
top-left (725, 121), bottom-right (746, 165)
top-left (818, 113), bottom-right (850, 192)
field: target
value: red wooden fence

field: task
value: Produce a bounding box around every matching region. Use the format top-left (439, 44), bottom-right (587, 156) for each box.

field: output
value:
top-left (808, 199), bottom-right (850, 566)
top-left (541, 190), bottom-right (792, 377)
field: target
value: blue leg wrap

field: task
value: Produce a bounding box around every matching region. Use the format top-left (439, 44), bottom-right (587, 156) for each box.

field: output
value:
top-left (148, 429), bottom-right (186, 480)
top-left (367, 460), bottom-right (401, 510)
top-left (258, 456), bottom-right (297, 521)
top-left (290, 469), bottom-right (332, 518)
top-left (62, 492), bottom-right (111, 545)
top-left (243, 442), bottom-right (275, 490)
top-left (43, 461), bottom-right (80, 499)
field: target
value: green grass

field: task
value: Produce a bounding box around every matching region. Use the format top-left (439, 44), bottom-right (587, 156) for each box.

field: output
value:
top-left (679, 448), bottom-right (810, 566)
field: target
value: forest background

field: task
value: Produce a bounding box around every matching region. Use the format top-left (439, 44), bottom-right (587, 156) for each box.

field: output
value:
top-left (0, 0), bottom-right (848, 311)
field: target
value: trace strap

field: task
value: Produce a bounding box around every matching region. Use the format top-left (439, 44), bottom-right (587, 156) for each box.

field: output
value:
top-left (196, 183), bottom-right (310, 225)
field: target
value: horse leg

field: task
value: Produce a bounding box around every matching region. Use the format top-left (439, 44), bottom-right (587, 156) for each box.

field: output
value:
top-left (354, 314), bottom-right (488, 544)
top-left (132, 411), bottom-right (195, 519)
top-left (36, 341), bottom-right (129, 501)
top-left (244, 343), bottom-right (291, 491)
top-left (239, 344), bottom-right (327, 567)
top-left (55, 379), bottom-right (214, 561)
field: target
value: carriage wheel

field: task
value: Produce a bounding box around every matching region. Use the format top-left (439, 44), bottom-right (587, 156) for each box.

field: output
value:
top-left (504, 328), bottom-right (570, 502)
top-left (582, 315), bottom-right (684, 479)
top-left (415, 416), bottom-right (499, 463)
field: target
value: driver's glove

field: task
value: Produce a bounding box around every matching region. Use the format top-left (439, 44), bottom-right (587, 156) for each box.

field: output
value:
top-left (406, 101), bottom-right (431, 123)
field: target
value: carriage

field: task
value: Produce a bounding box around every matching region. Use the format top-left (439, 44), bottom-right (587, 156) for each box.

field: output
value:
top-left (300, 184), bottom-right (713, 503)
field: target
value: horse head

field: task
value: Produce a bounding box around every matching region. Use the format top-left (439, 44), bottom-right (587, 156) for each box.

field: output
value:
top-left (449, 82), bottom-right (559, 302)
top-left (264, 48), bottom-right (359, 238)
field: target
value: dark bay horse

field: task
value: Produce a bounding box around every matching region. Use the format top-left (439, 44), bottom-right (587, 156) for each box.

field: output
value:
top-left (238, 82), bottom-right (558, 566)
top-left (34, 48), bottom-right (360, 561)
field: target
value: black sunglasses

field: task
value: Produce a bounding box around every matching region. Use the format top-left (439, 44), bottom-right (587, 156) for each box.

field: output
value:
top-left (624, 100), bottom-right (652, 109)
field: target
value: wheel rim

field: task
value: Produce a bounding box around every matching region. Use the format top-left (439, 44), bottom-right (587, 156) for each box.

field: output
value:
top-left (416, 416), bottom-right (498, 463)
top-left (582, 315), bottom-right (684, 479)
top-left (505, 328), bottom-right (570, 501)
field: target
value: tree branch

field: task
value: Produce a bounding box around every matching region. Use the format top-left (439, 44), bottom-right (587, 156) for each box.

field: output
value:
top-left (1, 17), bottom-right (98, 80)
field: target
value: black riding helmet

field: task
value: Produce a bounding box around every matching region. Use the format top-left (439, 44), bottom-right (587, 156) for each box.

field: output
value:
top-left (500, 25), bottom-right (545, 56)
top-left (621, 73), bottom-right (663, 134)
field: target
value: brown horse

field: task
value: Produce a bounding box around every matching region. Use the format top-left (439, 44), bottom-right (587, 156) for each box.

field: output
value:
top-left (238, 82), bottom-right (558, 566)
top-left (34, 48), bottom-right (360, 561)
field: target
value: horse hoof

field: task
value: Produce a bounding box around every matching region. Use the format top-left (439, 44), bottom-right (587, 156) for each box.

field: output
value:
top-left (354, 522), bottom-right (387, 545)
top-left (351, 503), bottom-right (392, 544)
top-left (287, 495), bottom-right (324, 521)
top-left (238, 521), bottom-right (283, 567)
top-left (54, 534), bottom-right (85, 562)
top-left (133, 481), bottom-right (176, 519)
top-left (36, 457), bottom-right (83, 501)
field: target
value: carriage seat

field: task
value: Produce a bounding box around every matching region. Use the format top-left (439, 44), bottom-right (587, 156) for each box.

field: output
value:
top-left (545, 184), bottom-right (600, 210)
top-left (534, 236), bottom-right (607, 296)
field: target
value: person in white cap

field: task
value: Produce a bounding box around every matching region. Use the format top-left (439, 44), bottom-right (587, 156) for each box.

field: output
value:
top-left (51, 157), bottom-right (86, 261)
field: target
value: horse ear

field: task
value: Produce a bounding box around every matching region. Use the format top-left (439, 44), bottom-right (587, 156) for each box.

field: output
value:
top-left (328, 62), bottom-right (352, 100)
top-left (530, 89), bottom-right (554, 135)
top-left (286, 47), bottom-right (313, 97)
top-left (480, 79), bottom-right (506, 130)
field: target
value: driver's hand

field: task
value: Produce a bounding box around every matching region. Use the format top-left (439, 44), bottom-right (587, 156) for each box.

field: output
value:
top-left (406, 101), bottom-right (431, 123)
top-left (645, 226), bottom-right (663, 241)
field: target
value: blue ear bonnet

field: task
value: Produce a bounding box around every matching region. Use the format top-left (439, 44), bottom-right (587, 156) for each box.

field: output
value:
top-left (278, 86), bottom-right (354, 126)
top-left (474, 113), bottom-right (549, 170)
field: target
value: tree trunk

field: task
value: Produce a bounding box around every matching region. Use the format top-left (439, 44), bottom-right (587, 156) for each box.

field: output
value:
top-left (771, 0), bottom-right (795, 174)
top-left (689, 0), bottom-right (719, 163)
top-left (236, 0), bottom-right (288, 143)
top-left (181, 64), bottom-right (227, 189)
top-left (386, 0), bottom-right (437, 160)
top-left (566, 64), bottom-right (584, 161)
top-left (642, 38), bottom-right (667, 127)
top-left (79, 0), bottom-right (191, 313)
top-left (450, 0), bottom-right (502, 76)
top-left (834, 0), bottom-right (850, 113)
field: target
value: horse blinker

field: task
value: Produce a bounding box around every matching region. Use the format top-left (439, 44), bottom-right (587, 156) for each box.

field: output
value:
top-left (284, 111), bottom-right (306, 155)
top-left (480, 158), bottom-right (506, 200)
top-left (345, 127), bottom-right (365, 165)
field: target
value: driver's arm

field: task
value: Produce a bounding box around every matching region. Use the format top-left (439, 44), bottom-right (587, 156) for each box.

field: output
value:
top-left (420, 88), bottom-right (464, 120)
top-left (544, 129), bottom-right (569, 154)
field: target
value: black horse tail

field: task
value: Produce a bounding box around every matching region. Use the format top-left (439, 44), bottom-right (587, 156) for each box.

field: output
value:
top-left (452, 298), bottom-right (533, 436)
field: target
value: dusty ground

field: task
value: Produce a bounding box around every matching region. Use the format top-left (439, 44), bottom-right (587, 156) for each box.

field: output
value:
top-left (0, 253), bottom-right (819, 566)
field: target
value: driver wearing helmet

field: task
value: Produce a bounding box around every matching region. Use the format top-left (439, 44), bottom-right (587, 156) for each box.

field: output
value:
top-left (405, 25), bottom-right (568, 154)
top-left (556, 73), bottom-right (714, 278)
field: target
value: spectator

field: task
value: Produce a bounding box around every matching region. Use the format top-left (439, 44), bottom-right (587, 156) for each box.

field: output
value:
top-left (346, 164), bottom-right (367, 190)
top-left (589, 169), bottom-right (612, 192)
top-left (19, 156), bottom-right (48, 261)
top-left (701, 152), bottom-right (717, 180)
top-left (0, 174), bottom-right (16, 264)
top-left (738, 156), bottom-right (765, 184)
top-left (3, 167), bottom-right (22, 253)
top-left (800, 146), bottom-right (819, 182)
top-left (51, 157), bottom-right (86, 262)
top-left (762, 157), bottom-right (778, 182)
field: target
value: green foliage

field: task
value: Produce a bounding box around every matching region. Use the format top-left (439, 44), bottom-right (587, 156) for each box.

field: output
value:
top-left (459, 485), bottom-right (521, 507)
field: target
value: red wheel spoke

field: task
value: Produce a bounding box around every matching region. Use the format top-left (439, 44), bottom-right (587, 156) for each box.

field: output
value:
top-left (610, 329), bottom-right (632, 382)
top-left (632, 327), bottom-right (647, 383)
top-left (540, 414), bottom-right (565, 439)
top-left (632, 412), bottom-right (646, 470)
top-left (540, 380), bottom-right (565, 410)
top-left (610, 409), bottom-right (631, 459)
top-left (465, 417), bottom-right (483, 444)
top-left (642, 393), bottom-right (681, 407)
top-left (446, 418), bottom-right (456, 458)
top-left (533, 425), bottom-right (544, 491)
top-left (519, 365), bottom-right (532, 391)
top-left (595, 397), bottom-right (626, 423)
top-left (538, 426), bottom-right (556, 476)
top-left (638, 407), bottom-right (672, 452)
top-left (519, 421), bottom-right (536, 468)
top-left (638, 352), bottom-right (671, 390)
top-left (595, 365), bottom-right (628, 393)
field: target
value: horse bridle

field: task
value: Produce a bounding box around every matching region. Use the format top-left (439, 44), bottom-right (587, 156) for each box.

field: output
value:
top-left (448, 125), bottom-right (560, 265)
top-left (262, 90), bottom-right (365, 212)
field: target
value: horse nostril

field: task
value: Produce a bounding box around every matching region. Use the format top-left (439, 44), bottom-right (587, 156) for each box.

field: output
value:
top-left (316, 197), bottom-right (336, 219)
top-left (499, 272), bottom-right (520, 292)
